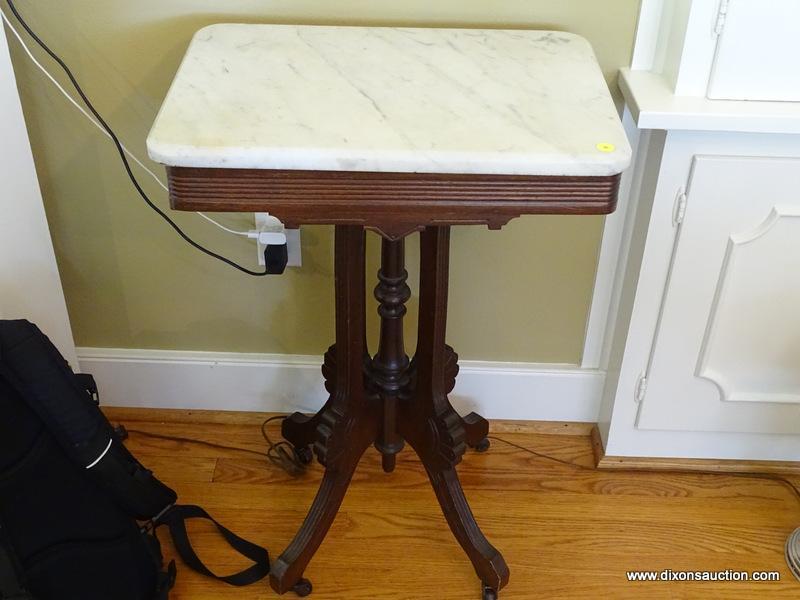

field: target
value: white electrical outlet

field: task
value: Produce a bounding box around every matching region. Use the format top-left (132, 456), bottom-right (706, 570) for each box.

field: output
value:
top-left (284, 228), bottom-right (302, 267)
top-left (254, 212), bottom-right (301, 267)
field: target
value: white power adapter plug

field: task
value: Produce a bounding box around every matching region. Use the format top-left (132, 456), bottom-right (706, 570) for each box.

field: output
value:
top-left (249, 213), bottom-right (301, 268)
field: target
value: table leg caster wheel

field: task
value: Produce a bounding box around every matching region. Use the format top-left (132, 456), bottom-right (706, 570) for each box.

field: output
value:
top-left (293, 445), bottom-right (314, 466)
top-left (292, 578), bottom-right (313, 597)
top-left (474, 438), bottom-right (491, 453)
top-left (481, 583), bottom-right (498, 600)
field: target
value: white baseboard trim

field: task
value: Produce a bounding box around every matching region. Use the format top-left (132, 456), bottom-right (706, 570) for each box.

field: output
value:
top-left (77, 348), bottom-right (605, 422)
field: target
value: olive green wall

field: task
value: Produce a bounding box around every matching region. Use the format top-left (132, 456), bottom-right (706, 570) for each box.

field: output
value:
top-left (6, 1), bottom-right (638, 363)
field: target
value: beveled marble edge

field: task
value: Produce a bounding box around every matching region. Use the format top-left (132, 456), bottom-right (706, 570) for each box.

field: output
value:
top-left (147, 144), bottom-right (631, 177)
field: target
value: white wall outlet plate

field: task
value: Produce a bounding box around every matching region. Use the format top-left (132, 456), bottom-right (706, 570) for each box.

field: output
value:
top-left (284, 228), bottom-right (302, 267)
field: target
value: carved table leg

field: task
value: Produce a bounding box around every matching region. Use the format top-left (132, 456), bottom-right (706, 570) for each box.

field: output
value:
top-left (270, 226), bottom-right (379, 596)
top-left (462, 411), bottom-right (491, 452)
top-left (283, 337), bottom-right (375, 455)
top-left (440, 345), bottom-right (490, 451)
top-left (281, 347), bottom-right (336, 460)
top-left (399, 226), bottom-right (509, 595)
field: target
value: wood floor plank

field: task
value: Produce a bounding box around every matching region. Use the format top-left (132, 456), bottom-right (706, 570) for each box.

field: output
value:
top-left (138, 455), bottom-right (218, 484)
top-left (105, 408), bottom-right (799, 599)
top-left (212, 454), bottom-right (799, 504)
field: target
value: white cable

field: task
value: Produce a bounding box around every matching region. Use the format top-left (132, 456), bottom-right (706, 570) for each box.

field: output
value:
top-left (1, 11), bottom-right (249, 237)
top-left (85, 437), bottom-right (113, 469)
top-left (194, 211), bottom-right (249, 236)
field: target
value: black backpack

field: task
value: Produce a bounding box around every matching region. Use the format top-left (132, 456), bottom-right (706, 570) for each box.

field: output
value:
top-left (0, 320), bottom-right (270, 599)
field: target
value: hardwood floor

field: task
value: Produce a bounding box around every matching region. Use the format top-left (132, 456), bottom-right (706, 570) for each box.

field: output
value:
top-left (104, 408), bottom-right (800, 599)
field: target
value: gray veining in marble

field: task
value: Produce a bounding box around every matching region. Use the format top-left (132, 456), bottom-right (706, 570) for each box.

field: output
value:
top-left (148, 24), bottom-right (631, 176)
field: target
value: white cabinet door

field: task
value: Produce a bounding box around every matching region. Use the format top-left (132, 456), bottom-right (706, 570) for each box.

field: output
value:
top-left (707, 0), bottom-right (800, 101)
top-left (637, 155), bottom-right (800, 434)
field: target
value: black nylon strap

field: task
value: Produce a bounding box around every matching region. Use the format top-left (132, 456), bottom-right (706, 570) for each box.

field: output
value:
top-left (151, 560), bottom-right (176, 600)
top-left (157, 505), bottom-right (269, 587)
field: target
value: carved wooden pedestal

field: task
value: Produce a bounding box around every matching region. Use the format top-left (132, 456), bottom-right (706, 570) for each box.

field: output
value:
top-left (164, 164), bottom-right (621, 599)
top-left (270, 225), bottom-right (507, 598)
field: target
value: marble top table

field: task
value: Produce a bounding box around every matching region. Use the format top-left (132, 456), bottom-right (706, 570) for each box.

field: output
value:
top-left (148, 23), bottom-right (630, 599)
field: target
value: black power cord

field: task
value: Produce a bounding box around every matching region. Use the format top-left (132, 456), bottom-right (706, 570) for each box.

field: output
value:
top-left (123, 416), bottom-right (800, 509)
top-left (261, 415), bottom-right (310, 476)
top-left (488, 435), bottom-right (800, 507)
top-left (125, 415), bottom-right (309, 476)
top-left (124, 427), bottom-right (272, 460)
top-left (4, 0), bottom-right (273, 277)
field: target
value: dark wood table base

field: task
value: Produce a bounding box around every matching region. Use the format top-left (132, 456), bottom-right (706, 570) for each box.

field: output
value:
top-left (167, 167), bottom-right (620, 598)
top-left (269, 225), bottom-right (509, 599)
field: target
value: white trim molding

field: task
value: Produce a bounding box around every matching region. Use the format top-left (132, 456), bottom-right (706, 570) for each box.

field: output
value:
top-left (581, 107), bottom-right (643, 369)
top-left (77, 348), bottom-right (605, 422)
top-left (0, 22), bottom-right (77, 365)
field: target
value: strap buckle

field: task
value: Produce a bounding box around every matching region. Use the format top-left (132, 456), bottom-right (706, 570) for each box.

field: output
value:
top-left (140, 502), bottom-right (176, 534)
top-left (75, 373), bottom-right (99, 404)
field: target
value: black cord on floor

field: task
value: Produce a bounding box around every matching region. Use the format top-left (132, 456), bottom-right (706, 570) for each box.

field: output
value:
top-left (488, 435), bottom-right (595, 471)
top-left (125, 419), bottom-right (800, 509)
top-left (488, 434), bottom-right (800, 507)
top-left (4, 0), bottom-right (271, 277)
top-left (260, 415), bottom-right (306, 473)
top-left (125, 428), bottom-right (271, 460)
top-left (125, 415), bottom-right (302, 475)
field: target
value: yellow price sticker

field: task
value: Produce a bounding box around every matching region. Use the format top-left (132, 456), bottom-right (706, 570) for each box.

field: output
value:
top-left (596, 142), bottom-right (616, 153)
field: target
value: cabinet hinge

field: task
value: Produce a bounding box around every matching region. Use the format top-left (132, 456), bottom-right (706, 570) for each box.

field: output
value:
top-left (635, 375), bottom-right (648, 403)
top-left (714, 0), bottom-right (730, 35)
top-left (673, 190), bottom-right (688, 226)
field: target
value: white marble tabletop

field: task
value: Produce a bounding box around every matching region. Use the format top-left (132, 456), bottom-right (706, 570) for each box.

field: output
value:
top-left (147, 24), bottom-right (631, 177)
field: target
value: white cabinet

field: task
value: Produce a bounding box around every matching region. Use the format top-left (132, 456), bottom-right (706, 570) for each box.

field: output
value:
top-left (598, 125), bottom-right (800, 461)
top-left (637, 156), bottom-right (800, 434)
top-left (708, 0), bottom-right (800, 101)
top-left (597, 0), bottom-right (800, 462)
top-left (633, 0), bottom-right (800, 101)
